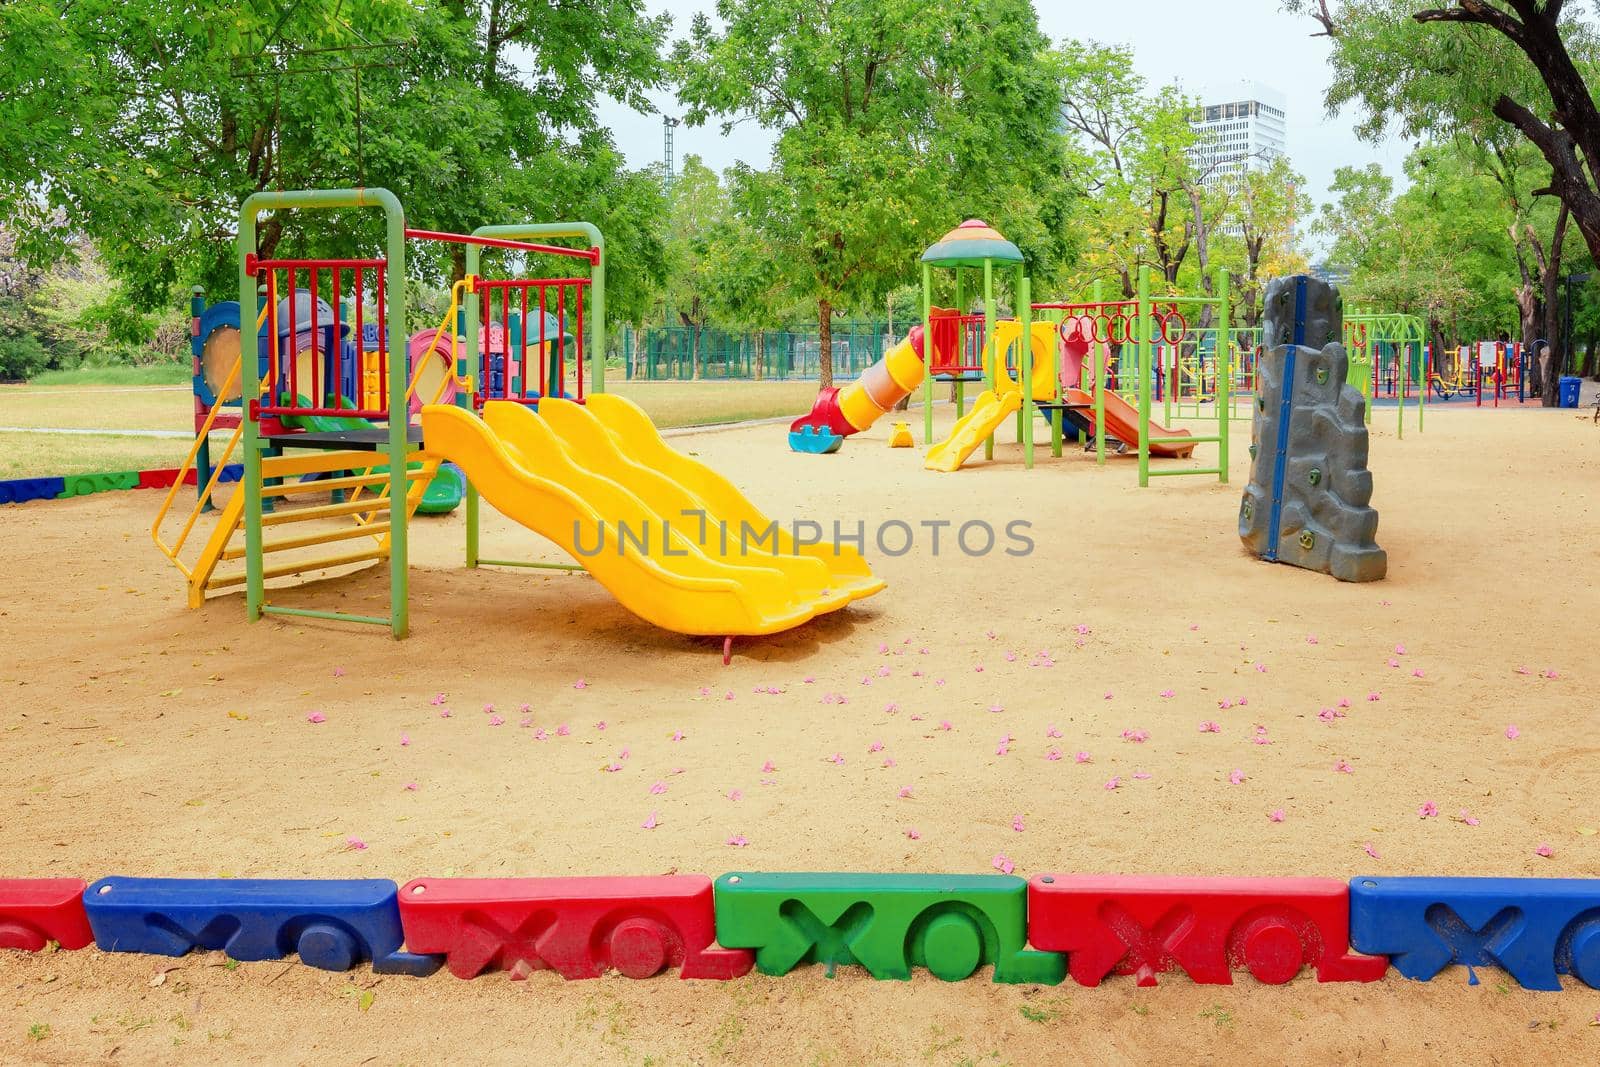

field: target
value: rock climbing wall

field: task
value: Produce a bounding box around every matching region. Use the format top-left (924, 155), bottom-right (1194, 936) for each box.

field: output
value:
top-left (1239, 275), bottom-right (1387, 582)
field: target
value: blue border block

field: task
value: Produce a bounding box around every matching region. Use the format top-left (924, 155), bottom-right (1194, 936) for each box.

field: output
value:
top-left (0, 477), bottom-right (67, 506)
top-left (788, 427), bottom-right (843, 454)
top-left (1350, 876), bottom-right (1600, 990)
top-left (85, 877), bottom-right (441, 977)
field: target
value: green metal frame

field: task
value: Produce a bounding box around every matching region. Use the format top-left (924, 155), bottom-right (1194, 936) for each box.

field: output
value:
top-left (1136, 264), bottom-right (1232, 486)
top-left (462, 222), bottom-right (605, 569)
top-left (1345, 310), bottom-right (1427, 437)
top-left (238, 187), bottom-right (410, 638)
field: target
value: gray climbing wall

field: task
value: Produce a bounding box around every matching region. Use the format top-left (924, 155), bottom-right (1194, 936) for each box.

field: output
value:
top-left (1239, 275), bottom-right (1387, 582)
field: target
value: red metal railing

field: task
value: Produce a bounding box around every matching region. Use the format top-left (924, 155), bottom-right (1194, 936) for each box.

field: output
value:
top-left (404, 228), bottom-right (599, 265)
top-left (247, 254), bottom-right (389, 421)
top-left (473, 277), bottom-right (591, 407)
top-left (928, 311), bottom-right (987, 377)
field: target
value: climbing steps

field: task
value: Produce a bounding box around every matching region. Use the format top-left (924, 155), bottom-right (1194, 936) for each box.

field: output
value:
top-left (157, 448), bottom-right (438, 609)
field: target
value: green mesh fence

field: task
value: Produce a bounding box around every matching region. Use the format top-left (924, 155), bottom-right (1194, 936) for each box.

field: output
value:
top-left (624, 323), bottom-right (895, 380)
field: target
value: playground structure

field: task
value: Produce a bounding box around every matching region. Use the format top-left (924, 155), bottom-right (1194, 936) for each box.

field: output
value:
top-left (151, 188), bottom-right (882, 651)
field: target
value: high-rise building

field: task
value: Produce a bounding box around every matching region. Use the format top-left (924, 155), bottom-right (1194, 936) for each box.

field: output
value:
top-left (1189, 82), bottom-right (1287, 182)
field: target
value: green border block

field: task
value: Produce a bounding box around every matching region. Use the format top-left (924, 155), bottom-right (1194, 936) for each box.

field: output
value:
top-left (713, 872), bottom-right (1064, 984)
top-left (57, 471), bottom-right (140, 498)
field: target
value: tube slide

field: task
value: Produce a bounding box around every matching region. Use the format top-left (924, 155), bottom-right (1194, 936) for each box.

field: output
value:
top-left (788, 326), bottom-right (927, 453)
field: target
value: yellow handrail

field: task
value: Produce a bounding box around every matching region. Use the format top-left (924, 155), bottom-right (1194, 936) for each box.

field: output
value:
top-left (152, 306), bottom-right (275, 565)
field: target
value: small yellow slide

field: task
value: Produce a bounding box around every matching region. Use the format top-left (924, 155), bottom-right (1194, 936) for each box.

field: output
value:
top-left (923, 387), bottom-right (1023, 472)
top-left (419, 400), bottom-right (883, 638)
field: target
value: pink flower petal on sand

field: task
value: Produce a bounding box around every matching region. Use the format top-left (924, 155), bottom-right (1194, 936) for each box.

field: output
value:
top-left (594, 721), bottom-right (607, 731)
top-left (641, 812), bottom-right (658, 830)
top-left (555, 724), bottom-right (570, 736)
top-left (603, 762), bottom-right (623, 773)
top-left (827, 753), bottom-right (845, 765)
top-left (1160, 689), bottom-right (1175, 699)
top-left (1133, 770), bottom-right (1152, 780)
top-left (488, 715), bottom-right (504, 727)
top-left (403, 782), bottom-right (417, 791)
top-left (905, 827), bottom-right (921, 840)
top-left (1103, 691), bottom-right (1114, 700)
top-left (1411, 669), bottom-right (1425, 678)
top-left (1306, 635), bottom-right (1318, 645)
top-left (1367, 692), bottom-right (1380, 702)
top-left (761, 760), bottom-right (776, 773)
top-left (1268, 809), bottom-right (1285, 823)
top-left (1005, 650), bottom-right (1018, 662)
top-left (938, 720), bottom-right (952, 731)
top-left (1505, 724), bottom-right (1520, 739)
top-left (728, 789), bottom-right (743, 802)
top-left (1120, 729), bottom-right (1148, 743)
top-left (400, 733), bottom-right (410, 747)
top-left (803, 675), bottom-right (815, 684)
top-left (1229, 769), bottom-right (1245, 785)
top-left (1338, 697), bottom-right (1351, 708)
top-left (672, 730), bottom-right (685, 741)
top-left (1418, 801), bottom-right (1438, 818)
top-left (345, 837), bottom-right (367, 851)
top-left (884, 703), bottom-right (900, 714)
top-left (1318, 708), bottom-right (1337, 723)
top-left (992, 854), bottom-right (1015, 874)
top-left (1218, 698), bottom-right (1234, 710)
top-left (519, 717), bottom-right (532, 729)
top-left (1045, 748), bottom-right (1062, 761)
top-left (306, 712), bottom-right (326, 724)
top-left (1388, 658), bottom-right (1400, 669)
top-left (898, 786), bottom-right (913, 798)
top-left (1457, 809), bottom-right (1480, 827)
top-left (430, 693), bottom-right (446, 706)
top-left (1237, 697), bottom-right (1249, 706)
top-left (649, 781), bottom-right (666, 795)
top-left (726, 834), bottom-right (747, 847)
top-left (987, 703), bottom-right (1004, 713)
top-left (986, 629), bottom-right (997, 640)
top-left (439, 708), bottom-right (452, 719)
top-left (1536, 843), bottom-right (1554, 858)
top-left (974, 664), bottom-right (985, 673)
top-left (1046, 724), bottom-right (1062, 739)
top-left (1075, 751), bottom-right (1092, 764)
top-left (533, 728), bottom-right (548, 741)
top-left (573, 679), bottom-right (588, 690)
top-left (483, 703), bottom-right (496, 714)
top-left (1012, 814), bottom-right (1026, 832)
top-left (1363, 843), bottom-right (1380, 859)
top-left (995, 742), bottom-right (1010, 756)
top-left (1334, 760), bottom-right (1353, 774)
top-left (869, 741), bottom-right (884, 753)
top-left (882, 757), bottom-right (896, 768)
top-left (333, 666), bottom-right (346, 677)
top-left (1199, 720), bottom-right (1221, 733)
top-left (1104, 776), bottom-right (1121, 790)
top-left (1515, 665), bottom-right (1530, 675)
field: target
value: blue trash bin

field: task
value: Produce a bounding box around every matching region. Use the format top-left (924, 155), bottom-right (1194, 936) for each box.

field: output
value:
top-left (1558, 376), bottom-right (1582, 408)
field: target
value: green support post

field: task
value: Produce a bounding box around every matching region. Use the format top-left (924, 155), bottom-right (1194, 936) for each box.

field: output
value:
top-left (982, 260), bottom-right (995, 462)
top-left (1216, 267), bottom-right (1231, 484)
top-left (921, 262), bottom-right (934, 445)
top-left (1136, 265), bottom-right (1152, 487)
top-left (1018, 271), bottom-right (1034, 469)
top-left (1093, 279), bottom-right (1106, 465)
top-left (238, 187), bottom-right (409, 638)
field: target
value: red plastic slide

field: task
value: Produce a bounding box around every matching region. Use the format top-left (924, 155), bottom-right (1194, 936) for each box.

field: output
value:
top-left (1062, 388), bottom-right (1195, 458)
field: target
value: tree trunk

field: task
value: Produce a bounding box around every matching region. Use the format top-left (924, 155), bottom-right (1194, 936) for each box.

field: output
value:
top-left (818, 298), bottom-right (834, 391)
top-left (1537, 205), bottom-right (1570, 406)
top-left (1516, 282), bottom-right (1541, 396)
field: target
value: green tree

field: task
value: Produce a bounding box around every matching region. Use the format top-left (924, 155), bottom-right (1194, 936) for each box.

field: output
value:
top-left (662, 155), bottom-right (728, 378)
top-left (675, 0), bottom-right (1072, 390)
top-left (0, 0), bottom-right (669, 332)
top-left (1284, 0), bottom-right (1600, 402)
top-left (1220, 157), bottom-right (1309, 329)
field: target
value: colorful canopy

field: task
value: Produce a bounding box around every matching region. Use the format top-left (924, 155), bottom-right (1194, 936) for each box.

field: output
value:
top-left (920, 219), bottom-right (1023, 268)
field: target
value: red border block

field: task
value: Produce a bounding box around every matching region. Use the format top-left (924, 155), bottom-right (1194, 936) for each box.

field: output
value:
top-left (398, 876), bottom-right (753, 981)
top-left (1028, 875), bottom-right (1386, 987)
top-left (0, 879), bottom-right (94, 952)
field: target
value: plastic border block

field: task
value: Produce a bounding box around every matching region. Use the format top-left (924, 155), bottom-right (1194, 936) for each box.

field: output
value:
top-left (788, 427), bottom-right (843, 454)
top-left (1350, 876), bottom-right (1600, 990)
top-left (0, 477), bottom-right (66, 506)
top-left (57, 471), bottom-right (140, 498)
top-left (398, 875), bottom-right (751, 981)
top-left (84, 877), bottom-right (441, 976)
top-left (1027, 874), bottom-right (1386, 987)
top-left (0, 879), bottom-right (94, 951)
top-left (713, 872), bottom-right (1064, 984)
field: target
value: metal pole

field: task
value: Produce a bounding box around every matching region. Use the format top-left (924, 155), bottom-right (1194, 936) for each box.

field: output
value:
top-left (921, 262), bottom-right (933, 445)
top-left (1216, 267), bottom-right (1231, 484)
top-left (1019, 271), bottom-right (1033, 469)
top-left (1137, 265), bottom-right (1151, 487)
top-left (983, 260), bottom-right (995, 462)
top-left (1093, 279), bottom-right (1105, 465)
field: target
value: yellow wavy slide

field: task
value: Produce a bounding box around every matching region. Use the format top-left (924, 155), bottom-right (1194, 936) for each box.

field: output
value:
top-left (419, 401), bottom-right (882, 637)
top-left (923, 387), bottom-right (1023, 472)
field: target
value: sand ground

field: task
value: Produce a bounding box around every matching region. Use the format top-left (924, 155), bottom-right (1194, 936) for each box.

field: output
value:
top-left (1, 400), bottom-right (1597, 1064)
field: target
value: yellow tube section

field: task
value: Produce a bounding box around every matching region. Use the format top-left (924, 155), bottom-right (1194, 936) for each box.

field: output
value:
top-left (836, 336), bottom-right (927, 433)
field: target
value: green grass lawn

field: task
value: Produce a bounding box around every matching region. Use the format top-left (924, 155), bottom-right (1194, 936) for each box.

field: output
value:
top-left (0, 376), bottom-right (846, 479)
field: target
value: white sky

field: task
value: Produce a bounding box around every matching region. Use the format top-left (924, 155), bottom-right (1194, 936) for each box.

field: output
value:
top-left (592, 0), bottom-right (1413, 236)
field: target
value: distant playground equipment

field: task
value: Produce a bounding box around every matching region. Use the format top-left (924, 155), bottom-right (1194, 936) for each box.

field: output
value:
top-left (1425, 339), bottom-right (1529, 406)
top-left (154, 189), bottom-right (882, 653)
top-left (1240, 275), bottom-right (1386, 582)
top-left (1340, 312), bottom-right (1428, 435)
top-left (887, 421), bottom-right (914, 447)
top-left (918, 222), bottom-right (1231, 483)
